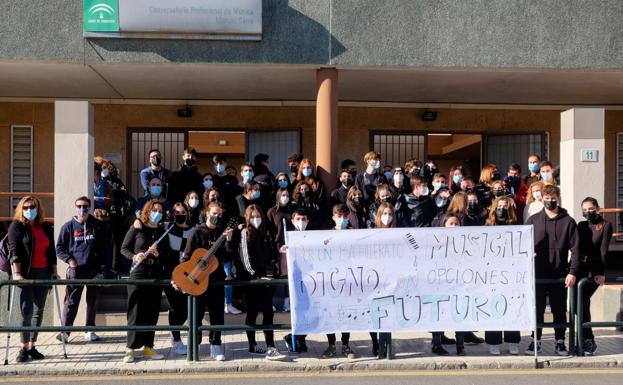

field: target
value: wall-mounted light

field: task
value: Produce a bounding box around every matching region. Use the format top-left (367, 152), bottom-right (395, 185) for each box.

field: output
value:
top-left (422, 111), bottom-right (438, 121)
top-left (177, 106), bottom-right (192, 118)
top-left (218, 139), bottom-right (228, 146)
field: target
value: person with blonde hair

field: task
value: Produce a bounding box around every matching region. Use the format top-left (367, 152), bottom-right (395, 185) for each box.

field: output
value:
top-left (524, 181), bottom-right (545, 223)
top-left (474, 164), bottom-right (500, 208)
top-left (8, 196), bottom-right (58, 362)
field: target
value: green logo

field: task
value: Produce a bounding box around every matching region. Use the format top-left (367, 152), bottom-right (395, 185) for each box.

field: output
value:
top-left (83, 0), bottom-right (119, 32)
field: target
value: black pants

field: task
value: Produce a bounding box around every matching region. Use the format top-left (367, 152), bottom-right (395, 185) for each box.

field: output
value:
top-left (576, 276), bottom-right (600, 340)
top-left (485, 331), bottom-right (521, 345)
top-left (534, 282), bottom-right (567, 340)
top-left (126, 263), bottom-right (162, 349)
top-left (16, 268), bottom-right (50, 344)
top-left (163, 266), bottom-right (188, 341)
top-left (327, 333), bottom-right (350, 346)
top-left (432, 332), bottom-right (465, 349)
top-left (369, 332), bottom-right (391, 355)
top-left (196, 283), bottom-right (225, 346)
top-left (62, 266), bottom-right (100, 334)
top-left (243, 285), bottom-right (275, 348)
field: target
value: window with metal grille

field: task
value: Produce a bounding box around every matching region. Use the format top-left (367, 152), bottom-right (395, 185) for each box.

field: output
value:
top-left (485, 133), bottom-right (549, 173)
top-left (10, 125), bottom-right (33, 214)
top-left (371, 133), bottom-right (426, 168)
top-left (11, 125), bottom-right (33, 193)
top-left (128, 130), bottom-right (186, 198)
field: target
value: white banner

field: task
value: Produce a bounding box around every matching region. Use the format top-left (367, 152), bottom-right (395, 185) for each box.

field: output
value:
top-left (286, 226), bottom-right (535, 334)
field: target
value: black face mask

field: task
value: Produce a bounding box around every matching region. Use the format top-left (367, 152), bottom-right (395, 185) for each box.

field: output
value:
top-left (493, 188), bottom-right (505, 197)
top-left (208, 215), bottom-right (221, 226)
top-left (467, 203), bottom-right (480, 215)
top-left (492, 172), bottom-right (501, 181)
top-left (184, 158), bottom-right (195, 167)
top-left (290, 165), bottom-right (298, 174)
top-left (209, 196), bottom-right (220, 203)
top-left (150, 157), bottom-right (161, 166)
top-left (352, 197), bottom-right (360, 206)
top-left (543, 200), bottom-right (558, 211)
top-left (349, 170), bottom-right (357, 179)
top-left (174, 214), bottom-right (187, 225)
top-left (495, 208), bottom-right (508, 220)
top-left (583, 210), bottom-right (599, 223)
top-left (341, 179), bottom-right (353, 188)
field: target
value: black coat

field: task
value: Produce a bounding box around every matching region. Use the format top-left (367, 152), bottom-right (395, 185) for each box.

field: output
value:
top-left (7, 220), bottom-right (56, 276)
top-left (397, 193), bottom-right (435, 228)
top-left (167, 164), bottom-right (203, 205)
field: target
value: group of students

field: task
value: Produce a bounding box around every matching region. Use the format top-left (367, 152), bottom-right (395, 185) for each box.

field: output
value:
top-left (4, 147), bottom-right (612, 363)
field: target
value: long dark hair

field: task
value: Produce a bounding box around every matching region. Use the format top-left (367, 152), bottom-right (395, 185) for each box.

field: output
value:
top-left (244, 204), bottom-right (267, 241)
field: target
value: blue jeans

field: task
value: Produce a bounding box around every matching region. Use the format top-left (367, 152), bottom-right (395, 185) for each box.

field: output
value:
top-left (223, 262), bottom-right (233, 305)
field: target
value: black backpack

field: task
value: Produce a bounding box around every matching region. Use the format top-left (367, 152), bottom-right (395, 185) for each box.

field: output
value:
top-left (0, 233), bottom-right (10, 273)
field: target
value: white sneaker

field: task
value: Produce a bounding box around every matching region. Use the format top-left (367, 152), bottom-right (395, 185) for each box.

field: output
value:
top-left (508, 343), bottom-right (519, 355)
top-left (224, 304), bottom-right (242, 314)
top-left (489, 345), bottom-right (501, 355)
top-left (84, 332), bottom-right (100, 342)
top-left (211, 344), bottom-right (226, 361)
top-left (283, 298), bottom-right (291, 312)
top-left (123, 348), bottom-right (135, 363)
top-left (172, 339), bottom-right (187, 355)
top-left (265, 347), bottom-right (288, 361)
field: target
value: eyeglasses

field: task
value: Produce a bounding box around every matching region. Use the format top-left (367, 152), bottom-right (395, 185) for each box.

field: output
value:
top-left (76, 205), bottom-right (90, 209)
top-left (23, 205), bottom-right (36, 210)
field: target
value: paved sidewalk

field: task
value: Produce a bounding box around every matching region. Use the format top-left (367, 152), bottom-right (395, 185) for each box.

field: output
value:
top-left (0, 327), bottom-right (621, 376)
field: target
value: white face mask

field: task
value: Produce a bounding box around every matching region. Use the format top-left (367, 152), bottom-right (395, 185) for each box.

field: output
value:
top-left (250, 217), bottom-right (262, 229)
top-left (381, 214), bottom-right (393, 226)
top-left (394, 174), bottom-right (404, 184)
top-left (280, 196), bottom-right (289, 206)
top-left (532, 191), bottom-right (542, 201)
top-left (101, 169), bottom-right (110, 178)
top-left (419, 186), bottom-right (429, 196)
top-left (373, 160), bottom-right (381, 170)
top-left (188, 198), bottom-right (199, 208)
top-left (293, 220), bottom-right (308, 231)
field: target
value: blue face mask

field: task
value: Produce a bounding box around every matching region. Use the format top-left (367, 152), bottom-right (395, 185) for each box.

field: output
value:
top-left (252, 190), bottom-right (261, 200)
top-left (278, 180), bottom-right (288, 189)
top-left (384, 171), bottom-right (393, 181)
top-left (334, 217), bottom-right (349, 229)
top-left (453, 175), bottom-right (463, 185)
top-left (23, 208), bottom-right (38, 221)
top-left (302, 168), bottom-right (312, 177)
top-left (203, 180), bottom-right (213, 189)
top-left (215, 164), bottom-right (225, 173)
top-left (149, 211), bottom-right (163, 223)
top-left (150, 185), bottom-right (162, 197)
top-left (242, 171), bottom-right (254, 182)
top-left (528, 163), bottom-right (540, 173)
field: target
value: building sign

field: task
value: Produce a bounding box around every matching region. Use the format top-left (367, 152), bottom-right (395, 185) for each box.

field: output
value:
top-left (83, 0), bottom-right (262, 40)
top-left (83, 0), bottom-right (120, 32)
top-left (286, 226), bottom-right (536, 334)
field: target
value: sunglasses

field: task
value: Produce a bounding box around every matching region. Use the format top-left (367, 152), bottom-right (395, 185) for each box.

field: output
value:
top-left (23, 205), bottom-right (36, 210)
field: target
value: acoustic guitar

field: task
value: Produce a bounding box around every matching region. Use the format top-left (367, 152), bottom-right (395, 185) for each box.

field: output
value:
top-left (172, 218), bottom-right (237, 296)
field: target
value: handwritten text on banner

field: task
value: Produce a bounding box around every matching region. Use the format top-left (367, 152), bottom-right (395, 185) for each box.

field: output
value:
top-left (286, 226), bottom-right (535, 334)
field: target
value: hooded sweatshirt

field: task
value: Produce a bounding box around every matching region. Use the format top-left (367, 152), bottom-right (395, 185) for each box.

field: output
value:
top-left (526, 207), bottom-right (579, 278)
top-left (55, 215), bottom-right (105, 269)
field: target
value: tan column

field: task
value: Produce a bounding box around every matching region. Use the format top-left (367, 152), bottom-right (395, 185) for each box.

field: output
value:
top-left (54, 101), bottom-right (94, 326)
top-left (316, 67), bottom-right (338, 202)
top-left (560, 108), bottom-right (605, 222)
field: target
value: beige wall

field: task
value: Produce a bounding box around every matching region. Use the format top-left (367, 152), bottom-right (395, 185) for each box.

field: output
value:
top-left (3, 101), bottom-right (620, 219)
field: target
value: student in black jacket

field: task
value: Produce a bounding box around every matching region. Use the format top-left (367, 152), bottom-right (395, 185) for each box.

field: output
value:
top-left (525, 185), bottom-right (579, 356)
top-left (577, 197), bottom-right (613, 355)
top-left (354, 151), bottom-right (387, 206)
top-left (121, 200), bottom-right (172, 363)
top-left (56, 196), bottom-right (107, 343)
top-left (8, 196), bottom-right (58, 363)
top-left (397, 176), bottom-right (435, 228)
top-left (237, 205), bottom-right (287, 361)
top-left (167, 147), bottom-right (203, 205)
top-left (181, 202), bottom-right (234, 361)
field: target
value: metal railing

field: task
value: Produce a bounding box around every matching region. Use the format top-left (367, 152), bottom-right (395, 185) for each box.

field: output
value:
top-left (0, 278), bottom-right (289, 364)
top-left (575, 276), bottom-right (623, 356)
top-left (0, 277), bottom-right (583, 365)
